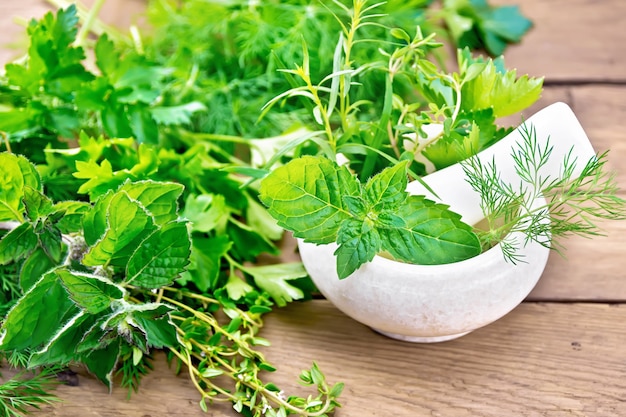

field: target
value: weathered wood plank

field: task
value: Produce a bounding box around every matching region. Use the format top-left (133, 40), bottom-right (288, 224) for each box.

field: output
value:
top-left (13, 301), bottom-right (626, 416)
top-left (495, 0), bottom-right (626, 82)
top-left (262, 301), bottom-right (626, 416)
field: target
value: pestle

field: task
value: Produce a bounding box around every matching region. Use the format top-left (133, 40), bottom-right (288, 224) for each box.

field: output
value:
top-left (406, 102), bottom-right (598, 226)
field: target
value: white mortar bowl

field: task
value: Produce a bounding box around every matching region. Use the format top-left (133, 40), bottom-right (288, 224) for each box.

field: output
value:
top-left (298, 224), bottom-right (550, 343)
top-left (297, 103), bottom-right (596, 343)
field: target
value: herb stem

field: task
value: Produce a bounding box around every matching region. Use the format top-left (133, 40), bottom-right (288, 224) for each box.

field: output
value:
top-left (1, 132), bottom-right (11, 153)
top-left (75, 0), bottom-right (107, 47)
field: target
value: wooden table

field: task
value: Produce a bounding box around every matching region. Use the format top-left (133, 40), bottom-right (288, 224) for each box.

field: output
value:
top-left (1, 1), bottom-right (625, 416)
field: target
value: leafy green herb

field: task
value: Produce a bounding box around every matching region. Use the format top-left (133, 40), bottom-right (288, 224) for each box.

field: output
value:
top-left (260, 156), bottom-right (481, 278)
top-left (463, 124), bottom-right (626, 262)
top-left (260, 2), bottom-right (542, 181)
top-left (0, 152), bottom-right (341, 415)
top-left (0, 0), bottom-right (537, 413)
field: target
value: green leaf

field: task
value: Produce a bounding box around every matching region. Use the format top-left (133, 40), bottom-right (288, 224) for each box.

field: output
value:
top-left (125, 221), bottom-right (191, 288)
top-left (82, 340), bottom-right (121, 389)
top-left (246, 195), bottom-right (284, 241)
top-left (460, 53), bottom-right (543, 118)
top-left (82, 190), bottom-right (114, 247)
top-left (118, 180), bottom-right (184, 225)
top-left (181, 193), bottom-right (229, 233)
top-left (150, 102), bottom-right (207, 126)
top-left (224, 274), bottom-right (255, 302)
top-left (37, 223), bottom-right (63, 263)
top-left (20, 247), bottom-right (56, 291)
top-left (480, 4), bottom-right (533, 44)
top-left (29, 311), bottom-right (98, 367)
top-left (379, 195), bottom-right (481, 264)
top-left (334, 219), bottom-right (381, 279)
top-left (342, 195), bottom-right (368, 218)
top-left (82, 191), bottom-right (156, 268)
top-left (242, 263), bottom-right (308, 307)
top-left (179, 235), bottom-right (231, 292)
top-left (0, 153), bottom-right (41, 221)
top-left (259, 156), bottom-right (360, 244)
top-left (74, 159), bottom-right (131, 198)
top-left (0, 223), bottom-right (37, 265)
top-left (227, 218), bottom-right (278, 260)
top-left (133, 312), bottom-right (178, 349)
top-left (23, 186), bottom-right (53, 221)
top-left (363, 161), bottom-right (409, 208)
top-left (58, 270), bottom-right (124, 314)
top-left (52, 201), bottom-right (91, 233)
top-left (0, 269), bottom-right (77, 351)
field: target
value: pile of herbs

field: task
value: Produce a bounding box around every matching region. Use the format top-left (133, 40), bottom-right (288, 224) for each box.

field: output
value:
top-left (0, 0), bottom-right (534, 416)
top-left (256, 0), bottom-right (626, 279)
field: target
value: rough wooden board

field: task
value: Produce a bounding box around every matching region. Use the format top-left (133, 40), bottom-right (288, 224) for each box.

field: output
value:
top-left (494, 0), bottom-right (626, 82)
top-left (13, 301), bottom-right (626, 416)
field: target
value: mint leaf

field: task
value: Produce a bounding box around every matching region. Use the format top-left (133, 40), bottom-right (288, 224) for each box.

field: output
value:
top-left (125, 221), bottom-right (191, 288)
top-left (82, 340), bottom-right (121, 388)
top-left (36, 222), bottom-right (63, 263)
top-left (259, 156), bottom-right (360, 244)
top-left (118, 180), bottom-right (184, 225)
top-left (29, 311), bottom-right (98, 367)
top-left (334, 218), bottom-right (381, 279)
top-left (132, 306), bottom-right (178, 349)
top-left (20, 248), bottom-right (56, 291)
top-left (82, 191), bottom-right (156, 268)
top-left (58, 270), bottom-right (125, 314)
top-left (23, 186), bottom-right (53, 221)
top-left (363, 161), bottom-right (409, 208)
top-left (0, 223), bottom-right (37, 265)
top-left (52, 201), bottom-right (91, 233)
top-left (379, 195), bottom-right (481, 264)
top-left (0, 153), bottom-right (41, 221)
top-left (82, 190), bottom-right (114, 247)
top-left (0, 269), bottom-right (77, 351)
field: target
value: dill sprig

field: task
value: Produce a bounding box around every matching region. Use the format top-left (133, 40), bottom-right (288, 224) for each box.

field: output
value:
top-left (0, 368), bottom-right (60, 417)
top-left (462, 123), bottom-right (626, 262)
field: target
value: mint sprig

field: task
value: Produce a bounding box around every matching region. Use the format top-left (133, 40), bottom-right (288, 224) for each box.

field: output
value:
top-left (260, 156), bottom-right (481, 278)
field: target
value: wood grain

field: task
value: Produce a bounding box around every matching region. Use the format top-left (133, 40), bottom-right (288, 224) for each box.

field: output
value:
top-left (8, 301), bottom-right (625, 416)
top-left (495, 0), bottom-right (626, 82)
top-left (262, 301), bottom-right (626, 417)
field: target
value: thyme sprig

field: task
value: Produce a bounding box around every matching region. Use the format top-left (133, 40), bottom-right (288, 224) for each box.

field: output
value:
top-left (463, 124), bottom-right (626, 262)
top-left (138, 287), bottom-right (342, 417)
